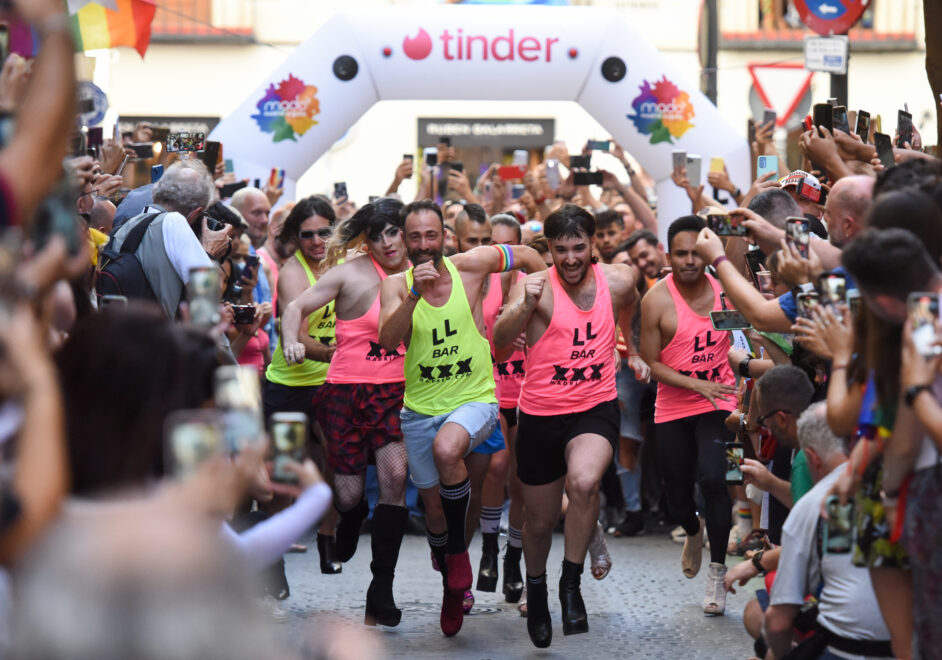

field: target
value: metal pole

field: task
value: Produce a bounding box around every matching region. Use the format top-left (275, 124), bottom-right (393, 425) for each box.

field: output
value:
top-left (829, 37), bottom-right (848, 106)
top-left (705, 0), bottom-right (718, 105)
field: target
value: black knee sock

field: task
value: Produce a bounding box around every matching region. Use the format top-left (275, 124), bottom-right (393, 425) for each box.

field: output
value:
top-left (526, 572), bottom-right (546, 586)
top-left (439, 478), bottom-right (470, 554)
top-left (427, 528), bottom-right (447, 572)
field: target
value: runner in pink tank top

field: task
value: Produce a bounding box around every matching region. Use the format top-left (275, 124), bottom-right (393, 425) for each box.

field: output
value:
top-left (279, 198), bottom-right (413, 629)
top-left (655, 272), bottom-right (736, 423)
top-left (493, 205), bottom-right (647, 648)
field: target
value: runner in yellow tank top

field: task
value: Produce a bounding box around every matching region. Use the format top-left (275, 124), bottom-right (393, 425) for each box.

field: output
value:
top-left (378, 200), bottom-right (546, 637)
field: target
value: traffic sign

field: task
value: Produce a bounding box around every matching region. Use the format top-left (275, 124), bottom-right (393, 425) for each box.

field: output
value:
top-left (77, 81), bottom-right (108, 127)
top-left (793, 0), bottom-right (869, 36)
top-left (747, 63), bottom-right (814, 129)
top-left (804, 35), bottom-right (849, 74)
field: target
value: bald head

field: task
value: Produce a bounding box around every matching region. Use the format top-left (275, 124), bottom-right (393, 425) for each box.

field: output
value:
top-left (230, 188), bottom-right (271, 248)
top-left (89, 198), bottom-right (116, 234)
top-left (825, 175), bottom-right (874, 247)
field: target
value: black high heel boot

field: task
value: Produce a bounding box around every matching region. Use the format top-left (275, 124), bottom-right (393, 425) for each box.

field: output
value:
top-left (476, 532), bottom-right (499, 592)
top-left (317, 533), bottom-right (342, 575)
top-left (559, 559), bottom-right (588, 635)
top-left (525, 574), bottom-right (552, 648)
top-left (336, 499), bottom-right (369, 563)
top-left (364, 505), bottom-right (408, 627)
top-left (502, 545), bottom-right (524, 603)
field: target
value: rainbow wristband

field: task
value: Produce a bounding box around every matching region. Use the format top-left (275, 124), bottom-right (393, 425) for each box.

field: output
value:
top-left (410, 285), bottom-right (421, 299)
top-left (494, 244), bottom-right (514, 272)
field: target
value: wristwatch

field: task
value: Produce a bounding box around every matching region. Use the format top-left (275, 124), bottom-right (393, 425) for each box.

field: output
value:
top-left (751, 549), bottom-right (766, 575)
top-left (905, 384), bottom-right (933, 407)
top-left (739, 356), bottom-right (753, 379)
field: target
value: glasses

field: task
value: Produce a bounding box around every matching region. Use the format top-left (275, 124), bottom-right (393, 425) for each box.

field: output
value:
top-left (756, 409), bottom-right (791, 428)
top-left (299, 228), bottom-right (333, 241)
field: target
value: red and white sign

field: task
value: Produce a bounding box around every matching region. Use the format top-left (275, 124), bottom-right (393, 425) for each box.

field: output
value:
top-left (793, 0), bottom-right (869, 37)
top-left (747, 62), bottom-right (814, 128)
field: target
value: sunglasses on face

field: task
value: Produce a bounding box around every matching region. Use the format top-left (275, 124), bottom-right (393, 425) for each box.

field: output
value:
top-left (299, 228), bottom-right (333, 241)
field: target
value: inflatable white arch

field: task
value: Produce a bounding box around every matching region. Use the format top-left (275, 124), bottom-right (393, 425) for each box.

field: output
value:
top-left (210, 6), bottom-right (749, 240)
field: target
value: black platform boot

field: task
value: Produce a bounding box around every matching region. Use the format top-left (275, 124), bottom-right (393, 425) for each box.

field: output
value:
top-left (502, 544), bottom-right (524, 603)
top-left (336, 499), bottom-right (369, 563)
top-left (476, 532), bottom-right (499, 592)
top-left (364, 504), bottom-right (408, 627)
top-left (317, 533), bottom-right (342, 575)
top-left (525, 573), bottom-right (552, 648)
top-left (559, 558), bottom-right (588, 635)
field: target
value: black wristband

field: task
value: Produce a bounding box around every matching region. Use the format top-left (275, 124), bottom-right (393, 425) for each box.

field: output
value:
top-left (739, 356), bottom-right (753, 379)
top-left (751, 550), bottom-right (766, 574)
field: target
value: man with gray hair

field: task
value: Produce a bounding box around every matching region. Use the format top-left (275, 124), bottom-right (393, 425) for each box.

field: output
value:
top-left (107, 160), bottom-right (230, 317)
top-left (764, 402), bottom-right (894, 659)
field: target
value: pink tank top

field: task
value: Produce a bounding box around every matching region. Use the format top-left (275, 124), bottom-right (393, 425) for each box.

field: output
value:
top-left (326, 256), bottom-right (405, 385)
top-left (482, 272), bottom-right (526, 408)
top-left (518, 264), bottom-right (617, 416)
top-left (655, 273), bottom-right (736, 423)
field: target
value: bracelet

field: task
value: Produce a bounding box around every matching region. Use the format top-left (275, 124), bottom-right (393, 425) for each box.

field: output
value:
top-left (738, 356), bottom-right (753, 378)
top-left (751, 550), bottom-right (766, 574)
top-left (409, 285), bottom-right (421, 300)
top-left (712, 255), bottom-right (729, 269)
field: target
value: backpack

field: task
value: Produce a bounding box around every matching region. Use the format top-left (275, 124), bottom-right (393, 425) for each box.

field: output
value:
top-left (96, 212), bottom-right (162, 303)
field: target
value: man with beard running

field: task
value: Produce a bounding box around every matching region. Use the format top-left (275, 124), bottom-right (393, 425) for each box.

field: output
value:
top-left (378, 200), bottom-right (545, 637)
top-left (282, 198), bottom-right (411, 628)
top-left (494, 204), bottom-right (649, 648)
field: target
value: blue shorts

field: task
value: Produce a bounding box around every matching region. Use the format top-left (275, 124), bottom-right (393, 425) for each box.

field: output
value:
top-left (400, 401), bottom-right (499, 489)
top-left (472, 423), bottom-right (506, 455)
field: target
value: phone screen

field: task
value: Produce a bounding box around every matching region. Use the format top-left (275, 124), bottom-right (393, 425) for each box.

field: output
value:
top-left (270, 412), bottom-right (308, 482)
top-left (824, 496), bottom-right (854, 554)
top-left (908, 292), bottom-right (940, 357)
top-left (744, 250), bottom-right (766, 288)
top-left (818, 273), bottom-right (847, 305)
top-left (796, 292), bottom-right (820, 319)
top-left (569, 155), bottom-right (591, 170)
top-left (213, 364), bottom-right (262, 413)
top-left (707, 213), bottom-right (747, 237)
top-left (874, 132), bottom-right (895, 169)
top-left (813, 103), bottom-right (833, 132)
top-left (725, 442), bottom-right (744, 484)
top-left (855, 110), bottom-right (870, 142)
top-left (334, 182), bottom-right (348, 200)
top-left (898, 110), bottom-right (914, 147)
top-left (587, 139), bottom-right (611, 151)
top-left (165, 409), bottom-right (224, 480)
top-left (710, 310), bottom-right (751, 331)
top-left (671, 149), bottom-right (686, 173)
top-left (187, 266), bottom-right (221, 328)
top-left (785, 217), bottom-right (810, 258)
top-left (832, 106), bottom-right (849, 133)
top-left (762, 108), bottom-right (776, 127)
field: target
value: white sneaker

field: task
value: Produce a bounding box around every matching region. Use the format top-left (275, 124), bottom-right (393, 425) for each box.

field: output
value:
top-left (702, 563), bottom-right (727, 615)
top-left (256, 596), bottom-right (290, 623)
top-left (670, 525), bottom-right (687, 544)
top-left (588, 521), bottom-right (612, 580)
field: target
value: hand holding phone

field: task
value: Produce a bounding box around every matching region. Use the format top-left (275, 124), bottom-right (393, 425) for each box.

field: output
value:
top-left (897, 109), bottom-right (914, 148)
top-left (874, 132), bottom-right (895, 169)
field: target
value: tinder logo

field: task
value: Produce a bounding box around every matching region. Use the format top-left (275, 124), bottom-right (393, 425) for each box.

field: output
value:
top-left (402, 27), bottom-right (560, 62)
top-left (403, 28), bottom-right (433, 60)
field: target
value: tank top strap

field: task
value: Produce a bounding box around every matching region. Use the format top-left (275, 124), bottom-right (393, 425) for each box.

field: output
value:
top-left (665, 272), bottom-right (720, 319)
top-left (369, 254), bottom-right (388, 281)
top-left (549, 263), bottom-right (610, 313)
top-left (295, 250), bottom-right (318, 286)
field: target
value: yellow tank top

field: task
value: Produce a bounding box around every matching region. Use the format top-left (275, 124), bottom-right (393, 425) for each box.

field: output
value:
top-left (265, 251), bottom-right (335, 387)
top-left (404, 257), bottom-right (496, 415)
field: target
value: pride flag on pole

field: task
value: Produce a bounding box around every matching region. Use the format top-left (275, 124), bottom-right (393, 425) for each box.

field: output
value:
top-left (69, 0), bottom-right (157, 57)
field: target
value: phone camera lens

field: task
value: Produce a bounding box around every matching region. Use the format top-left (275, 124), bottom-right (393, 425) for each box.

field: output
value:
top-left (601, 57), bottom-right (626, 83)
top-left (333, 55), bottom-right (359, 81)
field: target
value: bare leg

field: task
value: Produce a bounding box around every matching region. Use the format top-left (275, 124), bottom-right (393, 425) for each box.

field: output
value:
top-left (420, 486), bottom-right (446, 535)
top-left (563, 434), bottom-right (614, 564)
top-left (870, 567), bottom-right (913, 660)
top-left (433, 422), bottom-right (471, 484)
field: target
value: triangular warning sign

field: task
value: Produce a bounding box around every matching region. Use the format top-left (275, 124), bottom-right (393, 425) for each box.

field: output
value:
top-left (748, 63), bottom-right (814, 128)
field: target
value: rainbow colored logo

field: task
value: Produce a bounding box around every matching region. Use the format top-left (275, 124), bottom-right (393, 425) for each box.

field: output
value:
top-left (627, 76), bottom-right (695, 145)
top-left (252, 74), bottom-right (320, 143)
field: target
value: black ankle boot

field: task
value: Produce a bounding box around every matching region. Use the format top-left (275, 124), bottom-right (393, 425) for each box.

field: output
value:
top-left (317, 533), bottom-right (342, 575)
top-left (559, 559), bottom-right (588, 635)
top-left (476, 532), bottom-right (499, 592)
top-left (526, 574), bottom-right (552, 648)
top-left (336, 499), bottom-right (369, 563)
top-left (502, 545), bottom-right (524, 603)
top-left (364, 505), bottom-right (408, 627)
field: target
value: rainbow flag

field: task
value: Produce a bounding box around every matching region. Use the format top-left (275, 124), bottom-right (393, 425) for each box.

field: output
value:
top-left (70, 0), bottom-right (157, 57)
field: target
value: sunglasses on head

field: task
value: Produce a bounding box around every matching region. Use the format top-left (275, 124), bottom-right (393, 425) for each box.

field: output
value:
top-left (299, 228), bottom-right (333, 240)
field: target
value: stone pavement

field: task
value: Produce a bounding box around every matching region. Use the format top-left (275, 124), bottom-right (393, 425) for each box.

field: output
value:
top-left (281, 529), bottom-right (758, 659)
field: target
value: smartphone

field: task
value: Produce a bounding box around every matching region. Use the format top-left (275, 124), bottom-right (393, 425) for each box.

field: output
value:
top-left (785, 217), bottom-right (811, 259)
top-left (711, 310), bottom-right (752, 331)
top-left (129, 142), bottom-right (154, 159)
top-left (757, 270), bottom-right (774, 296)
top-left (498, 164), bottom-right (527, 180)
top-left (243, 254), bottom-right (259, 272)
top-left (747, 118), bottom-right (756, 146)
top-left (827, 97), bottom-right (838, 106)
top-left (512, 149), bottom-right (528, 167)
top-left (671, 149), bottom-right (687, 173)
top-left (150, 164), bottom-right (164, 184)
top-left (199, 140), bottom-right (222, 172)
top-left (762, 108), bottom-right (777, 128)
top-left (214, 364), bottom-right (262, 414)
top-left (224, 158), bottom-right (235, 174)
top-left (449, 161), bottom-right (464, 173)
top-left (166, 132), bottom-right (188, 153)
top-left (268, 168), bottom-right (285, 191)
top-left (511, 183), bottom-right (526, 199)
top-left (818, 273), bottom-right (847, 306)
top-left (219, 181), bottom-right (247, 198)
top-left (855, 110), bottom-right (871, 142)
top-left (846, 288), bottom-right (861, 318)
top-left (569, 154), bottom-right (591, 170)
top-left (270, 412), bottom-right (308, 483)
top-left (832, 106), bottom-right (850, 134)
top-left (165, 409), bottom-right (224, 479)
top-left (572, 171), bottom-right (603, 186)
top-left (707, 211), bottom-right (748, 237)
top-left (813, 103), bottom-right (833, 133)
top-left (756, 155), bottom-right (778, 179)
top-left (874, 132), bottom-right (895, 169)
top-left (744, 250), bottom-right (766, 287)
top-left (725, 441), bottom-right (744, 485)
top-left (796, 291), bottom-right (820, 319)
top-left (709, 157), bottom-right (725, 174)
top-left (587, 139), bottom-right (611, 151)
top-left (403, 154), bottom-right (413, 178)
top-left (86, 126), bottom-right (103, 159)
top-left (231, 303), bottom-right (257, 325)
top-left (685, 155), bottom-right (702, 184)
top-left (333, 181), bottom-right (348, 201)
top-left (545, 158), bottom-right (561, 189)
top-left (221, 409), bottom-right (264, 455)
top-left (898, 109), bottom-right (914, 147)
top-left (908, 292), bottom-right (941, 357)
top-left (823, 495), bottom-right (854, 554)
top-left (99, 294), bottom-right (128, 310)
top-left (424, 147), bottom-right (438, 167)
top-left (187, 266), bottom-right (221, 328)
